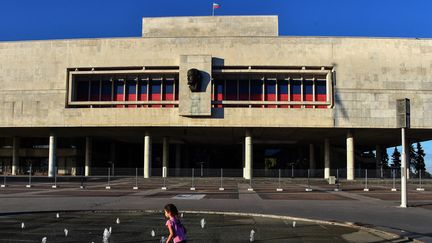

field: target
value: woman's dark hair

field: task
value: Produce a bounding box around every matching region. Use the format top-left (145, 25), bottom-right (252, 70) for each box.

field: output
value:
top-left (164, 203), bottom-right (179, 216)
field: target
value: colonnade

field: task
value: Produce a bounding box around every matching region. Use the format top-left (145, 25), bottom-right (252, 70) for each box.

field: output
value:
top-left (6, 130), bottom-right (371, 181)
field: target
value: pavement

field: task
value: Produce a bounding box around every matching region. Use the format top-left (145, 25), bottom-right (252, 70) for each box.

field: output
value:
top-left (0, 177), bottom-right (432, 242)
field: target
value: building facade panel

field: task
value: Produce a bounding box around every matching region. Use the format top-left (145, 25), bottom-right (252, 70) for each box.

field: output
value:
top-left (0, 17), bottom-right (431, 130)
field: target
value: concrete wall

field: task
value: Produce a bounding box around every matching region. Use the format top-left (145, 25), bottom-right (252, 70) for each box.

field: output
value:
top-left (142, 16), bottom-right (278, 37)
top-left (0, 35), bottom-right (431, 129)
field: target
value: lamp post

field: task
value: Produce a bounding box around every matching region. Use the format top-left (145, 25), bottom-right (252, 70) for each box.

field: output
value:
top-left (397, 98), bottom-right (410, 208)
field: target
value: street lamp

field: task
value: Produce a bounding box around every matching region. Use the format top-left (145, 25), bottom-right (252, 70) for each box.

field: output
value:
top-left (397, 98), bottom-right (410, 208)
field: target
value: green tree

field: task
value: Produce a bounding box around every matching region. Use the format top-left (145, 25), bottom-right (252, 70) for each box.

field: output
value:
top-left (415, 142), bottom-right (426, 174)
top-left (391, 147), bottom-right (401, 168)
top-left (409, 143), bottom-right (417, 175)
top-left (381, 148), bottom-right (390, 169)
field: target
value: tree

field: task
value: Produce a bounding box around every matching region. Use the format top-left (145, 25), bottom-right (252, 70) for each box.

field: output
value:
top-left (391, 147), bottom-right (401, 169)
top-left (408, 143), bottom-right (417, 175)
top-left (381, 148), bottom-right (390, 169)
top-left (415, 142), bottom-right (426, 174)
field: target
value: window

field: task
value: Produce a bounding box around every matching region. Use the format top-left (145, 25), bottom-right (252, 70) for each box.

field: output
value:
top-left (290, 79), bottom-right (301, 108)
top-left (211, 68), bottom-right (331, 109)
top-left (277, 80), bottom-right (289, 108)
top-left (265, 79), bottom-right (276, 108)
top-left (69, 70), bottom-right (179, 108)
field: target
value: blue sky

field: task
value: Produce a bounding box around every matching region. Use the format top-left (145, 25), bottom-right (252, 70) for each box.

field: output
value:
top-left (1, 0), bottom-right (432, 41)
top-left (0, 0), bottom-right (431, 169)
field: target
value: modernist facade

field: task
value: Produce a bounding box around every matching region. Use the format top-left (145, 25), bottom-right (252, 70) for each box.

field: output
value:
top-left (0, 16), bottom-right (432, 179)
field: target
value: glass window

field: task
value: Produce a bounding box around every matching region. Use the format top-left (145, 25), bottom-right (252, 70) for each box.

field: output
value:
top-left (225, 80), bottom-right (238, 101)
top-left (76, 81), bottom-right (89, 101)
top-left (101, 81), bottom-right (111, 101)
top-left (265, 79), bottom-right (276, 108)
top-left (90, 81), bottom-right (100, 101)
top-left (150, 79), bottom-right (162, 107)
top-left (290, 79), bottom-right (301, 108)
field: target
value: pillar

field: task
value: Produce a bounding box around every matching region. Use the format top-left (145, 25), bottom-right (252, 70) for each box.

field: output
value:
top-left (175, 144), bottom-right (181, 176)
top-left (48, 134), bottom-right (57, 177)
top-left (309, 144), bottom-right (316, 171)
top-left (162, 137), bottom-right (169, 177)
top-left (12, 137), bottom-right (19, 175)
top-left (243, 129), bottom-right (253, 180)
top-left (406, 141), bottom-right (410, 180)
top-left (347, 131), bottom-right (354, 180)
top-left (242, 141), bottom-right (245, 177)
top-left (400, 127), bottom-right (407, 207)
top-left (85, 137), bottom-right (92, 176)
top-left (375, 145), bottom-right (382, 178)
top-left (143, 133), bottom-right (152, 178)
top-left (324, 138), bottom-right (330, 179)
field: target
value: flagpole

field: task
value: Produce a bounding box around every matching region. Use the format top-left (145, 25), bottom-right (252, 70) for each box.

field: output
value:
top-left (212, 5), bottom-right (215, 16)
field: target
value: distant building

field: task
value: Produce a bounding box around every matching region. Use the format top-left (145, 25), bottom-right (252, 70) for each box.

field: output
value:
top-left (0, 16), bottom-right (431, 179)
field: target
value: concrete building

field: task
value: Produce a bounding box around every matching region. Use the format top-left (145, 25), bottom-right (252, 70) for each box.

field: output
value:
top-left (0, 16), bottom-right (431, 179)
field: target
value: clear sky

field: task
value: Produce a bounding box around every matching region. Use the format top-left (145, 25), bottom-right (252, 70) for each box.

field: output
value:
top-left (0, 0), bottom-right (431, 170)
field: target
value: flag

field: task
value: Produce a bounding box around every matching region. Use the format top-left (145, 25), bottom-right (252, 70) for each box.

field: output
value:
top-left (212, 3), bottom-right (220, 9)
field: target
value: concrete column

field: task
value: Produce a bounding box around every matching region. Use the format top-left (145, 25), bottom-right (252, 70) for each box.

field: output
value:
top-left (309, 144), bottom-right (316, 170)
top-left (12, 137), bottom-right (19, 175)
top-left (375, 145), bottom-right (382, 178)
top-left (48, 134), bottom-right (57, 177)
top-left (324, 138), bottom-right (330, 179)
top-left (143, 133), bottom-right (152, 178)
top-left (400, 127), bottom-right (407, 207)
top-left (242, 141), bottom-right (245, 177)
top-left (85, 137), bottom-right (92, 176)
top-left (406, 141), bottom-right (410, 180)
top-left (162, 137), bottom-right (169, 177)
top-left (243, 129), bottom-right (253, 179)
top-left (347, 131), bottom-right (355, 180)
top-left (175, 144), bottom-right (181, 176)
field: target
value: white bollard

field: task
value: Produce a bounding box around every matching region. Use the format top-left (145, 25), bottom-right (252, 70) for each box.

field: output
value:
top-left (363, 169), bottom-right (370, 191)
top-left (391, 169), bottom-right (397, 191)
top-left (26, 165), bottom-right (32, 188)
top-left (190, 168), bottom-right (195, 190)
top-left (133, 167), bottom-right (139, 190)
top-left (248, 177), bottom-right (254, 191)
top-left (105, 168), bottom-right (111, 190)
top-left (276, 169), bottom-right (283, 192)
top-left (52, 166), bottom-right (58, 188)
top-left (1, 171), bottom-right (6, 188)
top-left (162, 167), bottom-right (167, 190)
top-left (417, 170), bottom-right (425, 191)
top-left (219, 168), bottom-right (224, 191)
top-left (305, 169), bottom-right (313, 192)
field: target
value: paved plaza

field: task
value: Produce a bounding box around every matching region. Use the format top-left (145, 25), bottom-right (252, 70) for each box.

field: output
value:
top-left (1, 177), bottom-right (431, 242)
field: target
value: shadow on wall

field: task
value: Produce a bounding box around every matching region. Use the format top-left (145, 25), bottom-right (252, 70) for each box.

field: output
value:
top-left (333, 70), bottom-right (349, 126)
top-left (199, 70), bottom-right (211, 93)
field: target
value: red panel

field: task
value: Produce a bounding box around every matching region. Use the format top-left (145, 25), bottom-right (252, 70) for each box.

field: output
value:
top-left (265, 93), bottom-right (276, 108)
top-left (291, 94), bottom-right (301, 108)
top-left (127, 94), bottom-right (137, 108)
top-left (216, 93), bottom-right (223, 108)
top-left (316, 94), bottom-right (327, 108)
top-left (115, 94), bottom-right (124, 108)
top-left (250, 94), bottom-right (262, 107)
top-left (214, 82), bottom-right (224, 108)
top-left (278, 94), bottom-right (289, 108)
top-left (164, 93), bottom-right (174, 107)
top-left (139, 93), bottom-right (147, 107)
top-left (151, 93), bottom-right (161, 108)
top-left (139, 82), bottom-right (148, 108)
top-left (304, 94), bottom-right (313, 108)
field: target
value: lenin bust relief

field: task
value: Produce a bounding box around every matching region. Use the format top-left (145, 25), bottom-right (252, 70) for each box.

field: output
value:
top-left (187, 68), bottom-right (201, 92)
